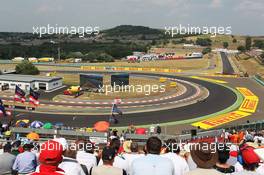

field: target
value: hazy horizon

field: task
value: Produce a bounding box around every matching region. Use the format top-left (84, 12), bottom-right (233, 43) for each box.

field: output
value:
top-left (0, 0), bottom-right (263, 36)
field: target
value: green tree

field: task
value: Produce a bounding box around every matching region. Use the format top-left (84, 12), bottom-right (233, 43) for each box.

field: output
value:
top-left (196, 38), bottom-right (212, 46)
top-left (202, 47), bottom-right (212, 55)
top-left (253, 40), bottom-right (264, 49)
top-left (223, 42), bottom-right (229, 49)
top-left (15, 61), bottom-right (39, 75)
top-left (67, 51), bottom-right (83, 58)
top-left (245, 36), bottom-right (252, 51)
top-left (98, 53), bottom-right (114, 62)
top-left (237, 45), bottom-right (246, 52)
top-left (232, 38), bottom-right (237, 43)
top-left (83, 52), bottom-right (99, 62)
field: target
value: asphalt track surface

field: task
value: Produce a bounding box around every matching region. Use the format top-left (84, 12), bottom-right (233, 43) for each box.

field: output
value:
top-left (0, 74), bottom-right (199, 108)
top-left (1, 72), bottom-right (237, 127)
top-left (221, 52), bottom-right (235, 74)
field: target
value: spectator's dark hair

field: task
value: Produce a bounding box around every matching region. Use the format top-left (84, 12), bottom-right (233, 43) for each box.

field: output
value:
top-left (64, 144), bottom-right (77, 159)
top-left (130, 142), bottom-right (138, 153)
top-left (243, 163), bottom-right (259, 171)
top-left (23, 143), bottom-right (33, 151)
top-left (217, 145), bottom-right (230, 164)
top-left (3, 143), bottom-right (12, 152)
top-left (165, 139), bottom-right (180, 154)
top-left (110, 138), bottom-right (120, 152)
top-left (146, 137), bottom-right (162, 154)
top-left (76, 139), bottom-right (94, 154)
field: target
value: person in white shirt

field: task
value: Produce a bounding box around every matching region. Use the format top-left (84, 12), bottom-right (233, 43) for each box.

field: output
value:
top-left (59, 144), bottom-right (86, 175)
top-left (98, 138), bottom-right (129, 173)
top-left (131, 137), bottom-right (174, 175)
top-left (162, 139), bottom-right (189, 175)
top-left (76, 140), bottom-right (97, 173)
top-left (123, 142), bottom-right (143, 175)
top-left (91, 146), bottom-right (127, 175)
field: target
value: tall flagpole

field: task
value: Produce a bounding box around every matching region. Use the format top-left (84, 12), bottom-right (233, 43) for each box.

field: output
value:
top-left (12, 87), bottom-right (16, 126)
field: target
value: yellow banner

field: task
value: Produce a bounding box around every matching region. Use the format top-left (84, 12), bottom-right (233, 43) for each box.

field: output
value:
top-left (192, 111), bottom-right (251, 129)
top-left (81, 66), bottom-right (181, 73)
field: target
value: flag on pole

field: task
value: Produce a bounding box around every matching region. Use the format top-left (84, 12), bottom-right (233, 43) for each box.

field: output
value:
top-left (0, 100), bottom-right (6, 116)
top-left (14, 85), bottom-right (26, 103)
top-left (111, 103), bottom-right (122, 115)
top-left (29, 88), bottom-right (40, 106)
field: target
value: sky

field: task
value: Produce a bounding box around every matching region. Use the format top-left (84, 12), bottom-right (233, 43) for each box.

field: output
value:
top-left (0, 0), bottom-right (263, 35)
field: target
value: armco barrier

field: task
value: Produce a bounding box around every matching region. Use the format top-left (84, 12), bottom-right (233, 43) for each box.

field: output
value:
top-left (10, 127), bottom-right (108, 143)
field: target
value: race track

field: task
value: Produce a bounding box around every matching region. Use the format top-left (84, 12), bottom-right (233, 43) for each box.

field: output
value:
top-left (221, 52), bottom-right (235, 74)
top-left (2, 72), bottom-right (238, 127)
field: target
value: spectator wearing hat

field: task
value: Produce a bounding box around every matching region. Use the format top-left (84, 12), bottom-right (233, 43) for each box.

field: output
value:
top-left (232, 143), bottom-right (261, 175)
top-left (184, 143), bottom-right (222, 175)
top-left (31, 140), bottom-right (65, 175)
top-left (0, 143), bottom-right (16, 174)
top-left (213, 144), bottom-right (235, 174)
top-left (162, 139), bottom-right (189, 175)
top-left (123, 141), bottom-right (143, 175)
top-left (90, 146), bottom-right (127, 175)
top-left (131, 137), bottom-right (174, 175)
top-left (12, 143), bottom-right (37, 174)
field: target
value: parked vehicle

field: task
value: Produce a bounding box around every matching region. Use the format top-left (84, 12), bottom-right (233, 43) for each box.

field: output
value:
top-left (127, 55), bottom-right (140, 63)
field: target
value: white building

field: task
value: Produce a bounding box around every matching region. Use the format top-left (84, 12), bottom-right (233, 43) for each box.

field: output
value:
top-left (0, 74), bottom-right (63, 92)
top-left (186, 52), bottom-right (203, 58)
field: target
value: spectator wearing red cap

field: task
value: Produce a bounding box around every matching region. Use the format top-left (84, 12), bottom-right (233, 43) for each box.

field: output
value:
top-left (232, 144), bottom-right (261, 175)
top-left (30, 140), bottom-right (65, 175)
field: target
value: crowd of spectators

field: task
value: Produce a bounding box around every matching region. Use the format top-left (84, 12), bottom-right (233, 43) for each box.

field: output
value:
top-left (0, 129), bottom-right (264, 174)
